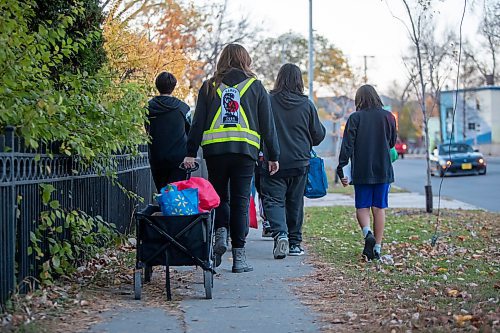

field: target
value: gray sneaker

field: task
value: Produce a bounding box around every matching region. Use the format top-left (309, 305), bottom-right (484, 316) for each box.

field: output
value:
top-left (289, 244), bottom-right (305, 256)
top-left (273, 233), bottom-right (289, 259)
top-left (362, 231), bottom-right (375, 261)
top-left (262, 220), bottom-right (272, 238)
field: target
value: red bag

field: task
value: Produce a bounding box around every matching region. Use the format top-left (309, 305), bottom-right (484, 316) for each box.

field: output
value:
top-left (171, 177), bottom-right (220, 212)
top-left (249, 196), bottom-right (258, 229)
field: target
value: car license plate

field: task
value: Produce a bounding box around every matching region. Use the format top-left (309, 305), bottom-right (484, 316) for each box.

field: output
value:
top-left (462, 163), bottom-right (472, 170)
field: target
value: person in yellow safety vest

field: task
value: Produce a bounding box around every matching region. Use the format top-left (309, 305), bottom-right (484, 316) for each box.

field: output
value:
top-left (183, 44), bottom-right (280, 273)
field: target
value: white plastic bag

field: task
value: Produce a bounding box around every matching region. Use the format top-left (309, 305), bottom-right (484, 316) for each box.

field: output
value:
top-left (342, 161), bottom-right (352, 183)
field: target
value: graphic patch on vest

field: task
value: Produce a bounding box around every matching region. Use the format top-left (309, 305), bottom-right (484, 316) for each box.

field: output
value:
top-left (221, 87), bottom-right (240, 125)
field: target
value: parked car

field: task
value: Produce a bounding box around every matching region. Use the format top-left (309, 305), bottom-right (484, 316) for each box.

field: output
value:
top-left (430, 143), bottom-right (487, 177)
top-left (395, 140), bottom-right (408, 158)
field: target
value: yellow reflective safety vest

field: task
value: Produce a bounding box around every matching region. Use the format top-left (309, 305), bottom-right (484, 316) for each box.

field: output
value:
top-left (201, 78), bottom-right (261, 149)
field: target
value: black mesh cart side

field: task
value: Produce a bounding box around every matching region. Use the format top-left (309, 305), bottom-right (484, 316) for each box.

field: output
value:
top-left (134, 204), bottom-right (215, 300)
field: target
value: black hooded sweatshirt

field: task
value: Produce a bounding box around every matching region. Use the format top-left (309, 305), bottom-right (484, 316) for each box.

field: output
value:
top-left (146, 95), bottom-right (190, 165)
top-left (263, 91), bottom-right (326, 176)
top-left (336, 107), bottom-right (397, 184)
top-left (187, 69), bottom-right (280, 162)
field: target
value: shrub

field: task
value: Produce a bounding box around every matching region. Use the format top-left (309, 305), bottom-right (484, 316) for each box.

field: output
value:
top-left (0, 0), bottom-right (147, 161)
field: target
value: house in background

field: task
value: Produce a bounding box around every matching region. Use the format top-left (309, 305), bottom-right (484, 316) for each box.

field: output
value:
top-left (439, 86), bottom-right (500, 155)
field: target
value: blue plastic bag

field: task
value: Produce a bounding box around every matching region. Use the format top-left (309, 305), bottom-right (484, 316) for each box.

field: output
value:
top-left (305, 150), bottom-right (328, 199)
top-left (156, 185), bottom-right (199, 216)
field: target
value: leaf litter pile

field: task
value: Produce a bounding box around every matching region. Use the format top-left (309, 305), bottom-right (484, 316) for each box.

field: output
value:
top-left (299, 207), bottom-right (499, 332)
top-left (0, 238), bottom-right (207, 333)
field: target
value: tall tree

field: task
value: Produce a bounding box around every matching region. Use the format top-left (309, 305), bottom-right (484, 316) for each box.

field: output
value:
top-left (186, 0), bottom-right (261, 88)
top-left (102, 0), bottom-right (193, 98)
top-left (463, 0), bottom-right (500, 84)
top-left (121, 0), bottom-right (261, 92)
top-left (459, 42), bottom-right (483, 88)
top-left (101, 0), bottom-right (163, 22)
top-left (388, 0), bottom-right (439, 212)
top-left (252, 32), bottom-right (309, 87)
top-left (252, 32), bottom-right (352, 91)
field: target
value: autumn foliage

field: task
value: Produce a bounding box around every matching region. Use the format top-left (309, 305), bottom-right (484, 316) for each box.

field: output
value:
top-left (103, 0), bottom-right (204, 99)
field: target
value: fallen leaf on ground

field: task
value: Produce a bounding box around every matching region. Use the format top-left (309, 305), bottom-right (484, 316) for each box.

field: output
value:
top-left (454, 314), bottom-right (473, 326)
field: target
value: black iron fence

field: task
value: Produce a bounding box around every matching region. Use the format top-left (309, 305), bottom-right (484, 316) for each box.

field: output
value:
top-left (0, 127), bottom-right (153, 305)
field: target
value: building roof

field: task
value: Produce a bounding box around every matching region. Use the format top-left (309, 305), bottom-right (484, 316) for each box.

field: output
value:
top-left (441, 86), bottom-right (500, 94)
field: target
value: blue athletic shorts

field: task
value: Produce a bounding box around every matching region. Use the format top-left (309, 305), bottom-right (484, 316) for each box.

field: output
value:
top-left (354, 183), bottom-right (390, 209)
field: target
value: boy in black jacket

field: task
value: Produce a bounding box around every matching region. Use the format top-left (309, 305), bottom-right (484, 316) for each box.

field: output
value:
top-left (146, 72), bottom-right (191, 192)
top-left (336, 85), bottom-right (397, 261)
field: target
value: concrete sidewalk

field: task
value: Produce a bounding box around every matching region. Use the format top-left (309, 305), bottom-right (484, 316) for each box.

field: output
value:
top-left (305, 192), bottom-right (481, 210)
top-left (86, 192), bottom-right (479, 333)
top-left (87, 229), bottom-right (320, 333)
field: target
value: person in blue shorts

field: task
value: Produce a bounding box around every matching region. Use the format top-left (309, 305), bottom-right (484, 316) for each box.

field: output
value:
top-left (336, 85), bottom-right (397, 261)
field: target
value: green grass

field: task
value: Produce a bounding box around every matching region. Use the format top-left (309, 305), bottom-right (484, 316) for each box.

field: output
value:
top-left (14, 323), bottom-right (47, 333)
top-left (304, 207), bottom-right (500, 313)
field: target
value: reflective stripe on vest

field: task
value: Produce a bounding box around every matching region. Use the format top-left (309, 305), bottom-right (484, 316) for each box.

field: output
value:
top-left (202, 77), bottom-right (261, 149)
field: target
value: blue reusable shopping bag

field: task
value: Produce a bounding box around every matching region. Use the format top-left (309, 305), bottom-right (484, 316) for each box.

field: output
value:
top-left (156, 185), bottom-right (199, 216)
top-left (305, 150), bottom-right (328, 199)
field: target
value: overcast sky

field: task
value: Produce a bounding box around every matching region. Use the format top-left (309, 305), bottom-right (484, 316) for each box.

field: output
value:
top-left (216, 0), bottom-right (483, 96)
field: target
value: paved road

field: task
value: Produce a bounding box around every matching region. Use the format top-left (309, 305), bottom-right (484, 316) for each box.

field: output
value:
top-left (393, 157), bottom-right (500, 212)
top-left (305, 192), bottom-right (479, 210)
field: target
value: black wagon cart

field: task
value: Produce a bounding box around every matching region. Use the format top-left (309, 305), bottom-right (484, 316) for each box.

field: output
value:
top-left (133, 203), bottom-right (216, 300)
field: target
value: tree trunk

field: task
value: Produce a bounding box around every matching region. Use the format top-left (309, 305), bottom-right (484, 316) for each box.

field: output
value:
top-left (417, 43), bottom-right (433, 213)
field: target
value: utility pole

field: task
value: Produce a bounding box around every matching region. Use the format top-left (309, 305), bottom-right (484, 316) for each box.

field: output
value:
top-left (308, 0), bottom-right (314, 101)
top-left (362, 55), bottom-right (375, 83)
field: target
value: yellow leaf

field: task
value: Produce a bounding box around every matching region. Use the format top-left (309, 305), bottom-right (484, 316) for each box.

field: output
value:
top-left (454, 314), bottom-right (473, 326)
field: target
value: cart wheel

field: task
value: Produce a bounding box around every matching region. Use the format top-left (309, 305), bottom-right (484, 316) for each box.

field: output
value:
top-left (144, 265), bottom-right (152, 283)
top-left (134, 269), bottom-right (142, 300)
top-left (203, 270), bottom-right (213, 299)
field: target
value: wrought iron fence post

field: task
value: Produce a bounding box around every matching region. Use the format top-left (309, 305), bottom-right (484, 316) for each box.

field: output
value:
top-left (5, 126), bottom-right (16, 302)
top-left (70, 156), bottom-right (75, 210)
top-left (1, 137), bottom-right (151, 305)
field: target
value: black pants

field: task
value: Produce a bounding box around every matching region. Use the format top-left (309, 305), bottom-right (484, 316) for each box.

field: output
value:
top-left (261, 173), bottom-right (307, 245)
top-left (206, 154), bottom-right (255, 248)
top-left (150, 161), bottom-right (186, 193)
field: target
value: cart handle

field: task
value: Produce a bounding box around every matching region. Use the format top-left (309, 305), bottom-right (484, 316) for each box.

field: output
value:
top-left (179, 161), bottom-right (199, 173)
